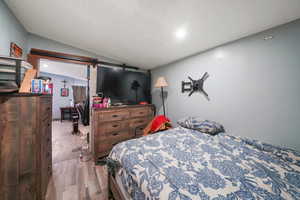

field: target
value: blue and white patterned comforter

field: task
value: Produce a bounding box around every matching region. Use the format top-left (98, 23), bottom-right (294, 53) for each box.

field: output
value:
top-left (109, 127), bottom-right (300, 200)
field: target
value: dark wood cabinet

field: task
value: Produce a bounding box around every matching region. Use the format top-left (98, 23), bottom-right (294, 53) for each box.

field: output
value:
top-left (0, 94), bottom-right (52, 200)
top-left (92, 105), bottom-right (154, 161)
top-left (37, 96), bottom-right (53, 199)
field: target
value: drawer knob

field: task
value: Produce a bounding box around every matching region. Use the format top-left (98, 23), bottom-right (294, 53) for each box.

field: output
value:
top-left (112, 132), bottom-right (119, 136)
top-left (112, 115), bottom-right (119, 118)
top-left (137, 120), bottom-right (144, 123)
top-left (112, 124), bottom-right (119, 128)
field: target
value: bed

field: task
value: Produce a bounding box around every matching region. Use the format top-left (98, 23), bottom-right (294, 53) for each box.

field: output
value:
top-left (108, 127), bottom-right (300, 200)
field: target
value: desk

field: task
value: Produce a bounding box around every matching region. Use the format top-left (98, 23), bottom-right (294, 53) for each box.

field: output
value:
top-left (60, 106), bottom-right (76, 122)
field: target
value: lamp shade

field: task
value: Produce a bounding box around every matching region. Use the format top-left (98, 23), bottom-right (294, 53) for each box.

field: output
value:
top-left (154, 77), bottom-right (168, 88)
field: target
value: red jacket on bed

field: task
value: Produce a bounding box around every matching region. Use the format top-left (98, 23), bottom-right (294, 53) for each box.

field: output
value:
top-left (143, 115), bottom-right (172, 136)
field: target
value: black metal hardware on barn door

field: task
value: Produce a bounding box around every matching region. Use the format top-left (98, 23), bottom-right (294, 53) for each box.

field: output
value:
top-left (82, 65), bottom-right (90, 126)
top-left (30, 48), bottom-right (139, 70)
top-left (182, 72), bottom-right (210, 100)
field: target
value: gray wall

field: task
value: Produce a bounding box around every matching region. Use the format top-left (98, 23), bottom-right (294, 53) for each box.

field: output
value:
top-left (152, 19), bottom-right (300, 151)
top-left (40, 72), bottom-right (87, 120)
top-left (0, 0), bottom-right (28, 58)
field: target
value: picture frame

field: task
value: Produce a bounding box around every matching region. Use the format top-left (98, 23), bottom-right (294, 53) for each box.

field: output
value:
top-left (10, 42), bottom-right (23, 58)
top-left (61, 88), bottom-right (69, 97)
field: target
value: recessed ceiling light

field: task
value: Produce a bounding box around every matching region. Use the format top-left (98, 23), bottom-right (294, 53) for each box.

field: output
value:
top-left (175, 28), bottom-right (187, 40)
top-left (215, 50), bottom-right (225, 59)
top-left (43, 64), bottom-right (48, 68)
top-left (264, 35), bottom-right (274, 40)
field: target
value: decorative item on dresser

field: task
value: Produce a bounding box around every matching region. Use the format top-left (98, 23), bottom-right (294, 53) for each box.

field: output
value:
top-left (0, 93), bottom-right (52, 200)
top-left (92, 104), bottom-right (155, 162)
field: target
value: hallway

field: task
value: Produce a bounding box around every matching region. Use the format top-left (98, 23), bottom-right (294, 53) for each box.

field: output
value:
top-left (46, 121), bottom-right (108, 200)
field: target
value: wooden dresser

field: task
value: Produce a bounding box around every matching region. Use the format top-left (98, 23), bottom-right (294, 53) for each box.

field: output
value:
top-left (92, 104), bottom-right (155, 161)
top-left (0, 94), bottom-right (52, 200)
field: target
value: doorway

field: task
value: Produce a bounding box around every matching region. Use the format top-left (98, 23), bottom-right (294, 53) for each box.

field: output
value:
top-left (39, 59), bottom-right (88, 121)
top-left (36, 56), bottom-right (96, 199)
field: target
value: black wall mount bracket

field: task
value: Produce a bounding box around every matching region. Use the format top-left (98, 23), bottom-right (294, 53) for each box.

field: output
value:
top-left (181, 72), bottom-right (210, 100)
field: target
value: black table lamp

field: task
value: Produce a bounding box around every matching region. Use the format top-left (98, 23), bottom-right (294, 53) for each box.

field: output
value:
top-left (154, 77), bottom-right (168, 116)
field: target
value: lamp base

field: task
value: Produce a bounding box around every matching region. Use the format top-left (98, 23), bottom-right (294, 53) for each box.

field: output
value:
top-left (161, 87), bottom-right (166, 116)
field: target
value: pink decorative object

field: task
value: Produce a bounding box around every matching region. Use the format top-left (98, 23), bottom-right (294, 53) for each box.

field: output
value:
top-left (92, 97), bottom-right (111, 109)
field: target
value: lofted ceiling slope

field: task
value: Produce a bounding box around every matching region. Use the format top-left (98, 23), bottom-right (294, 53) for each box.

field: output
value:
top-left (5, 0), bottom-right (300, 69)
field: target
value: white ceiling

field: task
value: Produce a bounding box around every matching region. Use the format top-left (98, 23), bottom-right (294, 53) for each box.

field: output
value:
top-left (40, 59), bottom-right (87, 81)
top-left (5, 0), bottom-right (300, 69)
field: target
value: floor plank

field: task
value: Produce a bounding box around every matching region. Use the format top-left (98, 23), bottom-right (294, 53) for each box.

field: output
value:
top-left (46, 121), bottom-right (108, 200)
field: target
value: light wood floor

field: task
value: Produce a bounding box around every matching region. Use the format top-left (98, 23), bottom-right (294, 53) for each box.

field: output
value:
top-left (46, 121), bottom-right (108, 200)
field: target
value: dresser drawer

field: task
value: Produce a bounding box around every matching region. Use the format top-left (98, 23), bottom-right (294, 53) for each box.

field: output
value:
top-left (98, 120), bottom-right (129, 134)
top-left (40, 141), bottom-right (51, 179)
top-left (130, 117), bottom-right (151, 128)
top-left (135, 126), bottom-right (145, 138)
top-left (1, 186), bottom-right (19, 200)
top-left (93, 105), bottom-right (155, 160)
top-left (40, 104), bottom-right (51, 113)
top-left (45, 131), bottom-right (52, 144)
top-left (130, 107), bottom-right (151, 118)
top-left (40, 97), bottom-right (52, 121)
top-left (42, 119), bottom-right (52, 128)
top-left (40, 105), bottom-right (52, 120)
top-left (0, 98), bottom-right (19, 123)
top-left (41, 119), bottom-right (52, 138)
top-left (96, 131), bottom-right (132, 153)
top-left (41, 150), bottom-right (51, 175)
top-left (41, 165), bottom-right (51, 196)
top-left (19, 133), bottom-right (35, 175)
top-left (0, 111), bottom-right (18, 123)
top-left (98, 110), bottom-right (130, 122)
top-left (97, 129), bottom-right (133, 141)
top-left (43, 132), bottom-right (51, 149)
top-left (40, 96), bottom-right (52, 104)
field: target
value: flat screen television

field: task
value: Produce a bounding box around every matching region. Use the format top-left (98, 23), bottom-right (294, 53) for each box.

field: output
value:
top-left (96, 67), bottom-right (151, 105)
